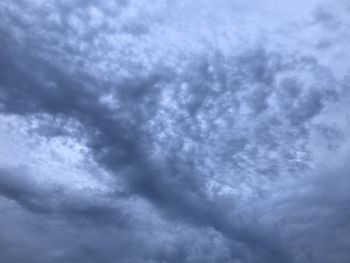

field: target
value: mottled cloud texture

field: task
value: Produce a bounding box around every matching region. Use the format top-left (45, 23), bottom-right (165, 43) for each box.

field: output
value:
top-left (1, 1), bottom-right (350, 262)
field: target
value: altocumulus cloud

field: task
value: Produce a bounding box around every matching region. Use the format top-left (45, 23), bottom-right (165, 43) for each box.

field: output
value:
top-left (1, 0), bottom-right (350, 262)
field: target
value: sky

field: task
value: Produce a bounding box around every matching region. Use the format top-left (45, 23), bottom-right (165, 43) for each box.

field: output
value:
top-left (1, 0), bottom-right (350, 262)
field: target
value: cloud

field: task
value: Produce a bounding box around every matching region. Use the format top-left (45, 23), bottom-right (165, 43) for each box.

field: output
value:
top-left (1, 0), bottom-right (350, 262)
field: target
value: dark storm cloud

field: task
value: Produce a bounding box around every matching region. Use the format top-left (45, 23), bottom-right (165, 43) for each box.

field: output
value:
top-left (0, 31), bottom-right (292, 261)
top-left (1, 0), bottom-right (350, 263)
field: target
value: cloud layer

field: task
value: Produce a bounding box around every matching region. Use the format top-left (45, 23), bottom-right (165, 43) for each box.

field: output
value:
top-left (1, 1), bottom-right (350, 262)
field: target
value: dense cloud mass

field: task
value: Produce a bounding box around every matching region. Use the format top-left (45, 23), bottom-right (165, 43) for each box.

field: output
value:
top-left (1, 0), bottom-right (350, 262)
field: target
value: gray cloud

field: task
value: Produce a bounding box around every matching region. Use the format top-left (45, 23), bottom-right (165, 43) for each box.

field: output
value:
top-left (1, 0), bottom-right (350, 262)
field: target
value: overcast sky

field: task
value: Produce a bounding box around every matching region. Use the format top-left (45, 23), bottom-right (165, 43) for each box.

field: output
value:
top-left (1, 1), bottom-right (350, 262)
